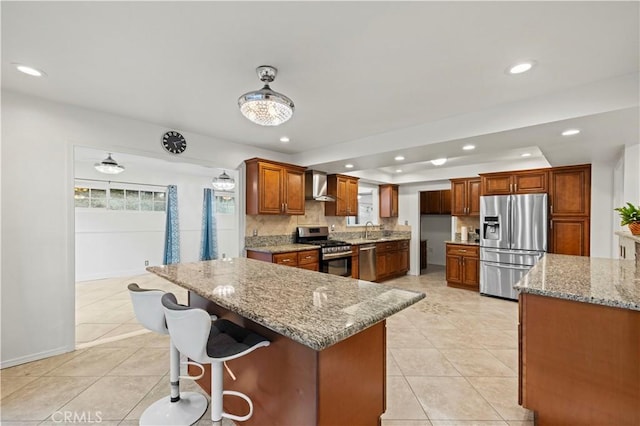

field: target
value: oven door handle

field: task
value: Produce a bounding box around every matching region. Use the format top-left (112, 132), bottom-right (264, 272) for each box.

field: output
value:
top-left (323, 251), bottom-right (353, 259)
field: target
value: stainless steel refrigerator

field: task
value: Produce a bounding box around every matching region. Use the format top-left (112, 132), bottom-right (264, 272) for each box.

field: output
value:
top-left (480, 194), bottom-right (547, 300)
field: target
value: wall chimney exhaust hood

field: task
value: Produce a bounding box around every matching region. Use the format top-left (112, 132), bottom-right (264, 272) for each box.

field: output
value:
top-left (305, 170), bottom-right (336, 202)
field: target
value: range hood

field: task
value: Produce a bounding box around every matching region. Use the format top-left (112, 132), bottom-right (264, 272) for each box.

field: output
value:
top-left (305, 170), bottom-right (336, 202)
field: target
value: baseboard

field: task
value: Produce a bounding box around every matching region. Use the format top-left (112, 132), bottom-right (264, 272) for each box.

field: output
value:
top-left (75, 268), bottom-right (147, 282)
top-left (0, 344), bottom-right (75, 369)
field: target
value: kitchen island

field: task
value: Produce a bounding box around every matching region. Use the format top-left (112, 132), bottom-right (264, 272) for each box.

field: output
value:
top-left (514, 254), bottom-right (639, 426)
top-left (148, 257), bottom-right (424, 425)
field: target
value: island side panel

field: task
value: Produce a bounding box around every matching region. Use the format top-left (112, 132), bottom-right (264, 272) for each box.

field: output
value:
top-left (318, 320), bottom-right (386, 426)
top-left (189, 292), bottom-right (318, 425)
top-left (520, 293), bottom-right (640, 426)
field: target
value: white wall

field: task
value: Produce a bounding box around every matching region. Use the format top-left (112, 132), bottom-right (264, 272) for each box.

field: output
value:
top-left (590, 161), bottom-right (615, 258)
top-left (0, 91), bottom-right (287, 368)
top-left (623, 144), bottom-right (640, 204)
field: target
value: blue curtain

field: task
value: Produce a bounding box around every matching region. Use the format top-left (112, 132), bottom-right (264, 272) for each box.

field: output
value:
top-left (163, 185), bottom-right (180, 264)
top-left (200, 188), bottom-right (219, 261)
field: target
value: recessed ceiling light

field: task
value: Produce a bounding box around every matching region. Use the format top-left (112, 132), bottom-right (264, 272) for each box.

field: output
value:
top-left (462, 144), bottom-right (475, 151)
top-left (279, 136), bottom-right (290, 143)
top-left (345, 164), bottom-right (354, 169)
top-left (507, 61), bottom-right (535, 75)
top-left (431, 158), bottom-right (447, 166)
top-left (396, 169), bottom-right (403, 173)
top-left (521, 153), bottom-right (532, 157)
top-left (14, 63), bottom-right (46, 77)
top-left (394, 155), bottom-right (405, 161)
top-left (561, 129), bottom-right (580, 136)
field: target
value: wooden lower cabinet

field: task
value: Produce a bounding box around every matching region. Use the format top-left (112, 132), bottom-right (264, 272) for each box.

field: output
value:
top-left (375, 240), bottom-right (410, 282)
top-left (189, 292), bottom-right (386, 425)
top-left (519, 293), bottom-right (639, 425)
top-left (247, 249), bottom-right (319, 272)
top-left (549, 217), bottom-right (589, 256)
top-left (351, 245), bottom-right (360, 279)
top-left (445, 243), bottom-right (479, 291)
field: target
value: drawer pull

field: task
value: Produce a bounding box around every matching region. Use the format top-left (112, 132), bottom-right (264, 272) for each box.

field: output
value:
top-left (304, 255), bottom-right (313, 259)
top-left (282, 259), bottom-right (292, 262)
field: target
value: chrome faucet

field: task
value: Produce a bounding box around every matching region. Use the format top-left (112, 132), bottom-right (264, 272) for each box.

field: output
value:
top-left (364, 221), bottom-right (374, 239)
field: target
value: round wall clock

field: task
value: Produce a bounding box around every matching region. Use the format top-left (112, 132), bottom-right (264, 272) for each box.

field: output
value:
top-left (162, 131), bottom-right (187, 154)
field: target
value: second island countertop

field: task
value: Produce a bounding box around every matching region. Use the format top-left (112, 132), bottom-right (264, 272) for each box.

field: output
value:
top-left (147, 258), bottom-right (425, 350)
top-left (514, 253), bottom-right (640, 311)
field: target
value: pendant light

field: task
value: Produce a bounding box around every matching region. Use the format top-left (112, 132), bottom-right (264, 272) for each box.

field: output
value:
top-left (212, 170), bottom-right (235, 191)
top-left (94, 153), bottom-right (125, 174)
top-left (238, 66), bottom-right (294, 126)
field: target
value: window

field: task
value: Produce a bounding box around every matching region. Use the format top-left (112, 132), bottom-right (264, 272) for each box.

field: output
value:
top-left (215, 192), bottom-right (235, 214)
top-left (74, 183), bottom-right (166, 212)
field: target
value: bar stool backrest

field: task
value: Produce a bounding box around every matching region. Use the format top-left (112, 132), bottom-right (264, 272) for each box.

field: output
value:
top-left (161, 293), bottom-right (212, 364)
top-left (128, 283), bottom-right (168, 335)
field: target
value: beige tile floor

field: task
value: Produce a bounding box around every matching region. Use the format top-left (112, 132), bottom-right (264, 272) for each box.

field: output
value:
top-left (1, 265), bottom-right (533, 425)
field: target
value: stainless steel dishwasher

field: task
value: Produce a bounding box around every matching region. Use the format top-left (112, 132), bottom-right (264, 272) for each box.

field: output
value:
top-left (359, 243), bottom-right (377, 281)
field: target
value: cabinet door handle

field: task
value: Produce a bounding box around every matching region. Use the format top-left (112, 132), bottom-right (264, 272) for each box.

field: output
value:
top-left (514, 183), bottom-right (518, 192)
top-left (285, 203), bottom-right (288, 212)
top-left (623, 246), bottom-right (626, 258)
top-left (550, 204), bottom-right (553, 214)
top-left (550, 220), bottom-right (553, 230)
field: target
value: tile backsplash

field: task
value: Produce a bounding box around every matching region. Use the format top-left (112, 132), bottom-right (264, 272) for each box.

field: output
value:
top-left (245, 200), bottom-right (410, 246)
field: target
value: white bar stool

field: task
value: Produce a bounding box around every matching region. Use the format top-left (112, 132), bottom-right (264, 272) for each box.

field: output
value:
top-left (161, 292), bottom-right (270, 423)
top-left (128, 283), bottom-right (209, 425)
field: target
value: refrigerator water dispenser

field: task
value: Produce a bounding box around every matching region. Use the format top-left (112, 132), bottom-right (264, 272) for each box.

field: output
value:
top-left (483, 216), bottom-right (500, 240)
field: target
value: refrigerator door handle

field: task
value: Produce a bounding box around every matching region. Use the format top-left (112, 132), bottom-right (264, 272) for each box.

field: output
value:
top-left (508, 196), bottom-right (513, 250)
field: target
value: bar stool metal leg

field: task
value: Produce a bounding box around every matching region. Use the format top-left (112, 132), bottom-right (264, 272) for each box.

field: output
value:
top-left (139, 342), bottom-right (208, 426)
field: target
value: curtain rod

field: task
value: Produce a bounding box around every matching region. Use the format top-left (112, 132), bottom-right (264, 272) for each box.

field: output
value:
top-left (75, 178), bottom-right (168, 189)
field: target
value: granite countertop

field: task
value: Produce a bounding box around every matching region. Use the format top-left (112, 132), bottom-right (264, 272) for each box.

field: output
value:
top-left (147, 258), bottom-right (425, 350)
top-left (514, 253), bottom-right (640, 311)
top-left (245, 243), bottom-right (320, 254)
top-left (444, 239), bottom-right (480, 246)
top-left (344, 236), bottom-right (410, 245)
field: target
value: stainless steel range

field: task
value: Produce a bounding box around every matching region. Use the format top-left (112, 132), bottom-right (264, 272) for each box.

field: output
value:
top-left (296, 226), bottom-right (352, 277)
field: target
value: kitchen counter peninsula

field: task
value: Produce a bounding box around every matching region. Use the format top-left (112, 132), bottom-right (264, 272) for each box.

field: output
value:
top-left (514, 254), bottom-right (639, 425)
top-left (147, 257), bottom-right (424, 425)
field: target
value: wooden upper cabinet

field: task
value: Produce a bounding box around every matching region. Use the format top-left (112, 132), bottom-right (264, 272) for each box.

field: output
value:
top-left (420, 190), bottom-right (451, 215)
top-left (481, 169), bottom-right (548, 196)
top-left (380, 184), bottom-right (399, 218)
top-left (325, 174), bottom-right (359, 216)
top-left (245, 158), bottom-right (306, 215)
top-left (283, 168), bottom-right (305, 215)
top-left (549, 165), bottom-right (591, 217)
top-left (440, 189), bottom-right (452, 214)
top-left (451, 178), bottom-right (480, 216)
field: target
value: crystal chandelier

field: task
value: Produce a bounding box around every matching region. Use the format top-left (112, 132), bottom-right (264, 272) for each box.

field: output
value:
top-left (238, 66), bottom-right (294, 126)
top-left (94, 153), bottom-right (125, 174)
top-left (212, 171), bottom-right (235, 191)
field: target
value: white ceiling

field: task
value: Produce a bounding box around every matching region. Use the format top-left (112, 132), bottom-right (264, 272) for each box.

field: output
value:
top-left (2, 1), bottom-right (639, 183)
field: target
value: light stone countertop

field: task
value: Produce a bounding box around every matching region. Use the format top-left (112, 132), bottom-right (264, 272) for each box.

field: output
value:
top-left (444, 239), bottom-right (481, 246)
top-left (616, 231), bottom-right (640, 244)
top-left (147, 258), bottom-right (425, 350)
top-left (343, 236), bottom-right (410, 245)
top-left (245, 243), bottom-right (320, 254)
top-left (514, 253), bottom-right (640, 311)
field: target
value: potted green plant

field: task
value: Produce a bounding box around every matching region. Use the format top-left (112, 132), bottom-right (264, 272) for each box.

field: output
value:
top-left (614, 202), bottom-right (640, 235)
